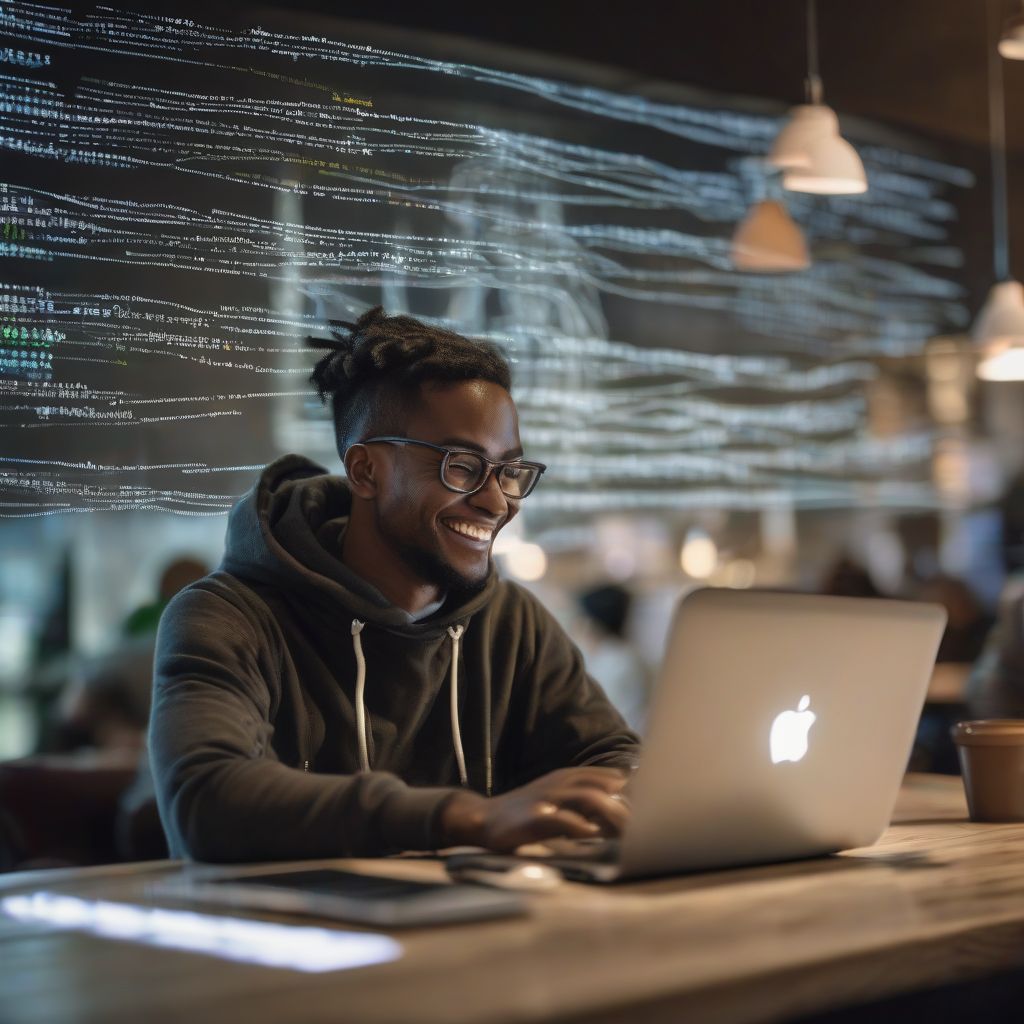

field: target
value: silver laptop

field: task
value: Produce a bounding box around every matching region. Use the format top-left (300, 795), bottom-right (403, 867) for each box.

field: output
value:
top-left (453, 588), bottom-right (947, 883)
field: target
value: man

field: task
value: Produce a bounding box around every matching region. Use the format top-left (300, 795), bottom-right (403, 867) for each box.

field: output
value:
top-left (967, 472), bottom-right (1024, 719)
top-left (150, 307), bottom-right (640, 862)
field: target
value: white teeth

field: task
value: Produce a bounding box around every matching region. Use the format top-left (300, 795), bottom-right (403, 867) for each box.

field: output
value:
top-left (445, 520), bottom-right (493, 541)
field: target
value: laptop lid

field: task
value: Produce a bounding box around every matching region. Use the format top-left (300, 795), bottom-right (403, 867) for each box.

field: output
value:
top-left (618, 588), bottom-right (947, 879)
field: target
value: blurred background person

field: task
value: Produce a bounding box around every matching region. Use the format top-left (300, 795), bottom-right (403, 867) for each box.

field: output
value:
top-left (916, 575), bottom-right (993, 666)
top-left (820, 555), bottom-right (885, 600)
top-left (575, 582), bottom-right (651, 734)
top-left (968, 473), bottom-right (1024, 719)
top-left (0, 556), bottom-right (206, 871)
top-left (47, 556), bottom-right (208, 755)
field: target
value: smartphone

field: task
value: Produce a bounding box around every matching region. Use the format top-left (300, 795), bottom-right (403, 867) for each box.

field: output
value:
top-left (152, 867), bottom-right (527, 928)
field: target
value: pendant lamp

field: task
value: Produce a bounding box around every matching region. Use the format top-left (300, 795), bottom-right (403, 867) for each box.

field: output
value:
top-left (768, 0), bottom-right (867, 195)
top-left (731, 198), bottom-right (810, 272)
top-left (999, 1), bottom-right (1024, 58)
top-left (975, 0), bottom-right (1024, 380)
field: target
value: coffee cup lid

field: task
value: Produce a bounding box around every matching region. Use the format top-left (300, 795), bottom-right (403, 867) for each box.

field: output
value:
top-left (953, 719), bottom-right (1024, 746)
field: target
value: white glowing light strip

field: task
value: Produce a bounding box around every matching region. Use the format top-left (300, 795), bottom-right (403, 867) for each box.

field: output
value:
top-left (0, 456), bottom-right (208, 470)
top-left (0, 182), bottom-right (965, 354)
top-left (2, 68), bottom-right (961, 201)
top-left (5, 482), bottom-right (258, 510)
top-left (3, 280), bottom-right (883, 395)
top-left (529, 482), bottom-right (944, 512)
top-left (518, 390), bottom-right (865, 429)
top-left (0, 473), bottom-right (945, 516)
top-left (1, 892), bottom-right (402, 973)
top-left (545, 437), bottom-right (932, 482)
top-left (8, 175), bottom-right (944, 268)
top-left (0, 458), bottom-right (263, 473)
top-left (0, 1), bottom-right (980, 181)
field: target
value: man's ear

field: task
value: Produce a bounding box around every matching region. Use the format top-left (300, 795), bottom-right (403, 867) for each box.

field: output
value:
top-left (344, 443), bottom-right (379, 498)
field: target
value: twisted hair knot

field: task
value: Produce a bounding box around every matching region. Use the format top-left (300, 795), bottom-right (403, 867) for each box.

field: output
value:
top-left (304, 306), bottom-right (511, 455)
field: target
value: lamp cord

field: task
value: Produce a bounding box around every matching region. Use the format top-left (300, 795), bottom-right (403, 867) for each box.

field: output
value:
top-left (805, 0), bottom-right (823, 105)
top-left (989, 0), bottom-right (1011, 281)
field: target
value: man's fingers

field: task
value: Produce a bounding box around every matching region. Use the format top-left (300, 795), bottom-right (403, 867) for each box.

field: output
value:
top-left (552, 767), bottom-right (629, 794)
top-left (556, 790), bottom-right (630, 835)
top-left (532, 789), bottom-right (629, 835)
top-left (476, 768), bottom-right (635, 851)
top-left (529, 807), bottom-right (605, 841)
top-left (485, 805), bottom-right (601, 852)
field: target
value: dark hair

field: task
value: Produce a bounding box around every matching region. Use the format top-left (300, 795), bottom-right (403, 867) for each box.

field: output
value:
top-left (1002, 472), bottom-right (1024, 573)
top-left (579, 583), bottom-right (632, 638)
top-left (307, 307), bottom-right (512, 455)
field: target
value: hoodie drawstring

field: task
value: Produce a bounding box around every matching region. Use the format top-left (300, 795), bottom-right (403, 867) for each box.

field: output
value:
top-left (447, 625), bottom-right (468, 787)
top-left (349, 619), bottom-right (490, 794)
top-left (351, 620), bottom-right (370, 773)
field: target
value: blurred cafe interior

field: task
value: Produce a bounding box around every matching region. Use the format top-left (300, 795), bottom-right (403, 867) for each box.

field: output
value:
top-left (5, 0), bottom-right (1024, 1021)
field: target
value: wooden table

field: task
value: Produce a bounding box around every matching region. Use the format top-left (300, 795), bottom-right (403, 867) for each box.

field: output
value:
top-left (2, 774), bottom-right (1024, 1024)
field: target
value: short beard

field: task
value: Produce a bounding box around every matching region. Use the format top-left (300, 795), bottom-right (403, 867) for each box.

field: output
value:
top-left (396, 540), bottom-right (491, 597)
top-left (375, 505), bottom-right (490, 596)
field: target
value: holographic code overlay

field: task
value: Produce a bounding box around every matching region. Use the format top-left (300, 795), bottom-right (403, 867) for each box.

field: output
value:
top-left (0, 3), bottom-right (973, 515)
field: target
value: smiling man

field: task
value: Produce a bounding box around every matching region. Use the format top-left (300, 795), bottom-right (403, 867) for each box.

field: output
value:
top-left (149, 307), bottom-right (640, 862)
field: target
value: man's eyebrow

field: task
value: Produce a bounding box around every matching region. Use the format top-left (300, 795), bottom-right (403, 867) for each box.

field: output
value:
top-left (439, 437), bottom-right (524, 460)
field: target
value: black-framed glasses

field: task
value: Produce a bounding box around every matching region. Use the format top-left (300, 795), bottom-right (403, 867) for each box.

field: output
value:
top-left (361, 436), bottom-right (546, 499)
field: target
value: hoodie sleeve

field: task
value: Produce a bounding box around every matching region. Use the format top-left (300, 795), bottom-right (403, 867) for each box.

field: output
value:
top-left (149, 584), bottom-right (460, 862)
top-left (507, 586), bottom-right (642, 786)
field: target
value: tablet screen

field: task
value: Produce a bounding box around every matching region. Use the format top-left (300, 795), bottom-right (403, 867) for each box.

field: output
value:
top-left (210, 869), bottom-right (447, 902)
top-left (163, 867), bottom-right (527, 927)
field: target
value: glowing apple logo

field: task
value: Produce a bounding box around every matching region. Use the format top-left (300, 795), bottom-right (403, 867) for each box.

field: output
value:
top-left (769, 695), bottom-right (816, 764)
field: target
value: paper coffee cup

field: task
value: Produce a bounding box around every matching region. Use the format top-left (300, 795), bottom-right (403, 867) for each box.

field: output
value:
top-left (952, 720), bottom-right (1024, 822)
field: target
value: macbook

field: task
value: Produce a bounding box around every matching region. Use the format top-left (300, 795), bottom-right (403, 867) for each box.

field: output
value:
top-left (451, 587), bottom-right (947, 882)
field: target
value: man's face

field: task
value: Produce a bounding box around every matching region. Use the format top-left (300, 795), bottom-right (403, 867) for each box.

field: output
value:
top-left (371, 379), bottom-right (523, 593)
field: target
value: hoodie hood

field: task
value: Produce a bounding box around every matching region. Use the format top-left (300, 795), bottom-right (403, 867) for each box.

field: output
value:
top-left (222, 454), bottom-right (498, 637)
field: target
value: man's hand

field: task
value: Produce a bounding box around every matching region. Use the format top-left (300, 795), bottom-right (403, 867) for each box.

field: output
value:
top-left (437, 767), bottom-right (630, 852)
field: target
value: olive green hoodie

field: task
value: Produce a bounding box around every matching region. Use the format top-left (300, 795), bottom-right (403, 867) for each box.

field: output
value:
top-left (150, 455), bottom-right (640, 862)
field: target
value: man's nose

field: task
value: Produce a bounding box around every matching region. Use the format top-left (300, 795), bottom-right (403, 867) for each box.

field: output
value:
top-left (469, 468), bottom-right (509, 516)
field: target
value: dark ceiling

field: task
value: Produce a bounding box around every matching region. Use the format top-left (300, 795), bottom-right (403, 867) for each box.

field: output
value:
top-left (277, 0), bottom-right (1013, 154)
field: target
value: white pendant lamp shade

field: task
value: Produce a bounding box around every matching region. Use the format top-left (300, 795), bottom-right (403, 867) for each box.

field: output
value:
top-left (769, 104), bottom-right (867, 195)
top-left (783, 134), bottom-right (868, 195)
top-left (972, 280), bottom-right (1024, 344)
top-left (769, 104), bottom-right (836, 168)
top-left (978, 346), bottom-right (1024, 380)
top-left (974, 280), bottom-right (1024, 381)
top-left (999, 13), bottom-right (1024, 59)
top-left (731, 199), bottom-right (810, 272)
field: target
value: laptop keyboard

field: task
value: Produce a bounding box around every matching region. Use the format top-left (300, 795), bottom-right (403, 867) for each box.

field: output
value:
top-left (533, 836), bottom-right (621, 863)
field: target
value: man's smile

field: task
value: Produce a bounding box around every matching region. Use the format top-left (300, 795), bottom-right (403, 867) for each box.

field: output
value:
top-left (442, 518), bottom-right (496, 544)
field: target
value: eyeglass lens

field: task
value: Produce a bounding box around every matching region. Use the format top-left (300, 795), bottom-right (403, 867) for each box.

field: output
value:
top-left (442, 451), bottom-right (538, 498)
